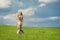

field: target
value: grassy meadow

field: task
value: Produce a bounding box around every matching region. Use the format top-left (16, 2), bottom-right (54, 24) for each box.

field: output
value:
top-left (0, 25), bottom-right (60, 40)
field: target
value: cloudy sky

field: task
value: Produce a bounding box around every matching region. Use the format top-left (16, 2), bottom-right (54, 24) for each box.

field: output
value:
top-left (0, 0), bottom-right (60, 27)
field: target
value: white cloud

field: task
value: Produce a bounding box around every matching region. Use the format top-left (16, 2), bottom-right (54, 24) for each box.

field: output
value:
top-left (29, 18), bottom-right (47, 22)
top-left (39, 0), bottom-right (58, 3)
top-left (29, 16), bottom-right (60, 22)
top-left (5, 24), bottom-right (16, 25)
top-left (38, 3), bottom-right (46, 7)
top-left (0, 14), bottom-right (60, 26)
top-left (0, 14), bottom-right (17, 25)
top-left (38, 0), bottom-right (58, 8)
top-left (0, 0), bottom-right (11, 8)
top-left (48, 16), bottom-right (60, 20)
top-left (3, 14), bottom-right (16, 20)
top-left (3, 7), bottom-right (36, 20)
top-left (18, 7), bottom-right (36, 16)
top-left (2, 14), bottom-right (60, 23)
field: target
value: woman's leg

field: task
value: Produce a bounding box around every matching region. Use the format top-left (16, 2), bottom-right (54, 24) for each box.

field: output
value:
top-left (17, 24), bottom-right (21, 34)
top-left (17, 22), bottom-right (24, 34)
top-left (20, 23), bottom-right (24, 33)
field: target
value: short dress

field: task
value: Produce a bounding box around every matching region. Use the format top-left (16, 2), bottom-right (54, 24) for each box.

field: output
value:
top-left (16, 16), bottom-right (23, 25)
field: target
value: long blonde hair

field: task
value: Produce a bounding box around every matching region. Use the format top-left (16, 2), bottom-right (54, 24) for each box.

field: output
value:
top-left (16, 11), bottom-right (23, 22)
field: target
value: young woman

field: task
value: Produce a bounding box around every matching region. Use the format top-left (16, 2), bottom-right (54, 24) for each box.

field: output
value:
top-left (16, 11), bottom-right (24, 34)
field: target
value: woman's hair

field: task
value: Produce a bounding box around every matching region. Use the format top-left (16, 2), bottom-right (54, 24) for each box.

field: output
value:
top-left (18, 11), bottom-right (23, 16)
top-left (16, 11), bottom-right (23, 22)
top-left (20, 12), bottom-right (22, 15)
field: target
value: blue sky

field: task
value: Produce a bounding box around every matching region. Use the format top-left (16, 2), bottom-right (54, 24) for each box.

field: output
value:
top-left (0, 0), bottom-right (60, 27)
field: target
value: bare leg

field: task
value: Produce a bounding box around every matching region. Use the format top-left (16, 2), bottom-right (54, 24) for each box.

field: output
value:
top-left (17, 24), bottom-right (24, 34)
top-left (20, 24), bottom-right (24, 33)
top-left (17, 24), bottom-right (21, 34)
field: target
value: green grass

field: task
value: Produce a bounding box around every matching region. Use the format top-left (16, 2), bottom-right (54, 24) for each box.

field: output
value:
top-left (0, 25), bottom-right (60, 40)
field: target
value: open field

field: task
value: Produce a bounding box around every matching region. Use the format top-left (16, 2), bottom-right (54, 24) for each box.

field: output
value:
top-left (0, 25), bottom-right (60, 40)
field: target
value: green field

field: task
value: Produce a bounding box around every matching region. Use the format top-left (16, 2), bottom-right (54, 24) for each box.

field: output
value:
top-left (0, 25), bottom-right (60, 40)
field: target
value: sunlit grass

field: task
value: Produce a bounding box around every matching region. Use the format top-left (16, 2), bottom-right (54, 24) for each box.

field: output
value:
top-left (0, 25), bottom-right (60, 40)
